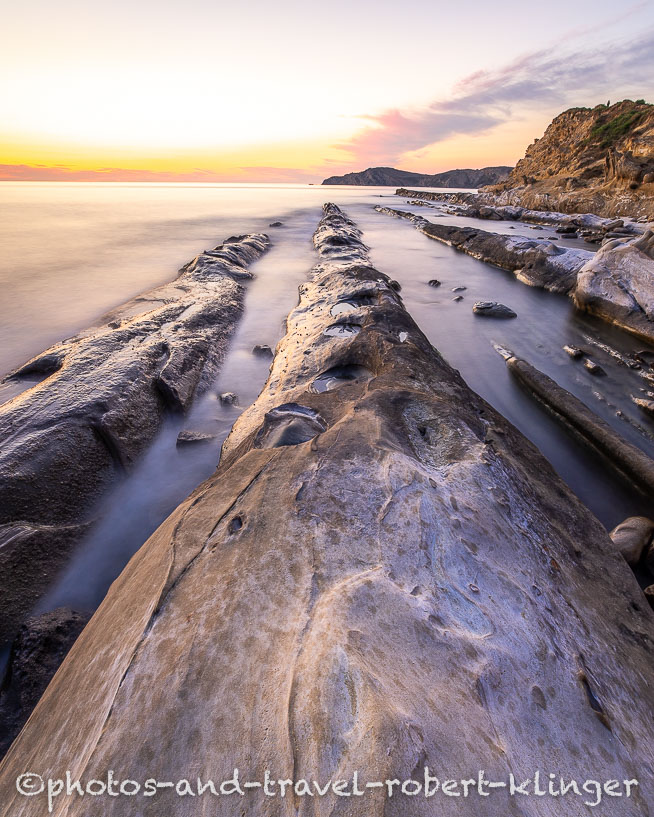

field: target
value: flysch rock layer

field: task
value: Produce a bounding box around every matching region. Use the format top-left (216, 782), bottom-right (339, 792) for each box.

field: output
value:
top-left (378, 206), bottom-right (654, 342)
top-left (376, 206), bottom-right (590, 293)
top-left (0, 233), bottom-right (269, 643)
top-left (395, 189), bottom-right (647, 237)
top-left (2, 204), bottom-right (653, 816)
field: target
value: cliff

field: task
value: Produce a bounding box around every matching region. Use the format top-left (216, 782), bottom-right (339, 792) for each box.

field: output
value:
top-left (485, 99), bottom-right (654, 218)
top-left (322, 165), bottom-right (512, 187)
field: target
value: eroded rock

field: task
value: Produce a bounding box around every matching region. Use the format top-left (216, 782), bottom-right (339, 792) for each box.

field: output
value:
top-left (376, 206), bottom-right (590, 294)
top-left (574, 229), bottom-right (654, 342)
top-left (2, 204), bottom-right (653, 816)
top-left (472, 301), bottom-right (517, 318)
top-left (609, 516), bottom-right (654, 566)
top-left (0, 233), bottom-right (269, 642)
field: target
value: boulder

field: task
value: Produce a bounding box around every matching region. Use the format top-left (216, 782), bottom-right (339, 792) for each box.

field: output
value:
top-left (1, 204), bottom-right (653, 816)
top-left (252, 344), bottom-right (274, 358)
top-left (175, 430), bottom-right (218, 447)
top-left (472, 301), bottom-right (517, 318)
top-left (609, 517), bottom-right (654, 566)
top-left (0, 234), bottom-right (269, 643)
top-left (219, 392), bottom-right (239, 406)
top-left (584, 359), bottom-right (606, 375)
top-left (574, 230), bottom-right (654, 342)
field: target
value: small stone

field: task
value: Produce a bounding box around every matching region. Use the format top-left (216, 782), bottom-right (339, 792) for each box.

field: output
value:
top-left (427, 279), bottom-right (441, 287)
top-left (452, 295), bottom-right (464, 302)
top-left (269, 221), bottom-right (283, 227)
top-left (176, 430), bottom-right (217, 447)
top-left (609, 516), bottom-right (654, 566)
top-left (644, 585), bottom-right (654, 611)
top-left (584, 359), bottom-right (605, 375)
top-left (632, 397), bottom-right (654, 416)
top-left (560, 232), bottom-right (579, 239)
top-left (219, 392), bottom-right (238, 406)
top-left (472, 301), bottom-right (517, 318)
top-left (563, 345), bottom-right (584, 359)
top-left (389, 280), bottom-right (402, 292)
top-left (556, 225), bottom-right (578, 234)
top-left (252, 344), bottom-right (273, 358)
top-left (452, 286), bottom-right (467, 292)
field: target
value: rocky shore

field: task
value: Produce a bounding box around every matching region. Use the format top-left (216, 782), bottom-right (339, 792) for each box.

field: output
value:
top-left (0, 233), bottom-right (269, 644)
top-left (378, 205), bottom-right (654, 342)
top-left (2, 204), bottom-right (653, 816)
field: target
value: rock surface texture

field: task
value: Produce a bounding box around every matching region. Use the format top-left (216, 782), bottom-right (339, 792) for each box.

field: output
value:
top-left (0, 607), bottom-right (91, 757)
top-left (574, 229), bottom-right (654, 342)
top-left (0, 233), bottom-right (269, 643)
top-left (376, 206), bottom-right (591, 293)
top-left (484, 100), bottom-right (654, 219)
top-left (1, 206), bottom-right (654, 816)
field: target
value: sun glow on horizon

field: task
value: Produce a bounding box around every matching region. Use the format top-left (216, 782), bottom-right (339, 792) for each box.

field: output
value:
top-left (2, 0), bottom-right (654, 181)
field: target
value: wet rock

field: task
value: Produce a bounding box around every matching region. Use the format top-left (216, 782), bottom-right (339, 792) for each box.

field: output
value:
top-left (254, 404), bottom-right (326, 448)
top-left (560, 232), bottom-right (579, 239)
top-left (574, 230), bottom-right (654, 342)
top-left (644, 584), bottom-right (654, 611)
top-left (252, 344), bottom-right (273, 358)
top-left (609, 517), bottom-right (654, 566)
top-left (584, 359), bottom-right (606, 375)
top-left (633, 396), bottom-right (654, 416)
top-left (3, 204), bottom-right (653, 816)
top-left (472, 301), bottom-right (517, 318)
top-left (427, 279), bottom-right (441, 287)
top-left (389, 279), bottom-right (402, 291)
top-left (0, 608), bottom-right (91, 758)
top-left (268, 221), bottom-right (283, 227)
top-left (176, 430), bottom-right (217, 447)
top-left (219, 392), bottom-right (238, 406)
top-left (0, 233), bottom-right (269, 643)
top-left (452, 295), bottom-right (464, 302)
top-left (497, 348), bottom-right (654, 495)
top-left (452, 286), bottom-right (467, 292)
top-left (563, 344), bottom-right (584, 359)
top-left (376, 206), bottom-right (590, 294)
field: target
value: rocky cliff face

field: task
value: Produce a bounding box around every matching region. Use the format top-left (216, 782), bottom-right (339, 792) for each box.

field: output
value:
top-left (322, 165), bottom-right (512, 187)
top-left (2, 205), bottom-right (653, 817)
top-left (485, 100), bottom-right (654, 218)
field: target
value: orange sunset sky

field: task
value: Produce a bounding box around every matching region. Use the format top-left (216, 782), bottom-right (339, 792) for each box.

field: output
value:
top-left (2, 0), bottom-right (654, 183)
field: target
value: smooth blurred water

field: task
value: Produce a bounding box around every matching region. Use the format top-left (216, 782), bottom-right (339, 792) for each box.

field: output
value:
top-left (3, 182), bottom-right (653, 616)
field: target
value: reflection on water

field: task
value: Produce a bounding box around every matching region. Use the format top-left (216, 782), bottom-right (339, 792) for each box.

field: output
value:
top-left (2, 184), bottom-right (652, 617)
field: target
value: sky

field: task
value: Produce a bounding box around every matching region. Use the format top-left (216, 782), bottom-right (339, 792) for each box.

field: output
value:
top-left (1, 0), bottom-right (654, 182)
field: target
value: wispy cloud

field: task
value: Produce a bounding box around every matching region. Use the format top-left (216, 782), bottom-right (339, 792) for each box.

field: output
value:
top-left (334, 27), bottom-right (654, 166)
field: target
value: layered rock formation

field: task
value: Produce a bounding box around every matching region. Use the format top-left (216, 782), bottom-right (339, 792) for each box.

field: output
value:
top-left (378, 206), bottom-right (654, 342)
top-left (395, 189), bottom-right (645, 243)
top-left (376, 206), bottom-right (590, 293)
top-left (0, 233), bottom-right (269, 643)
top-left (484, 100), bottom-right (654, 219)
top-left (322, 165), bottom-right (511, 187)
top-left (2, 205), bottom-right (653, 816)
